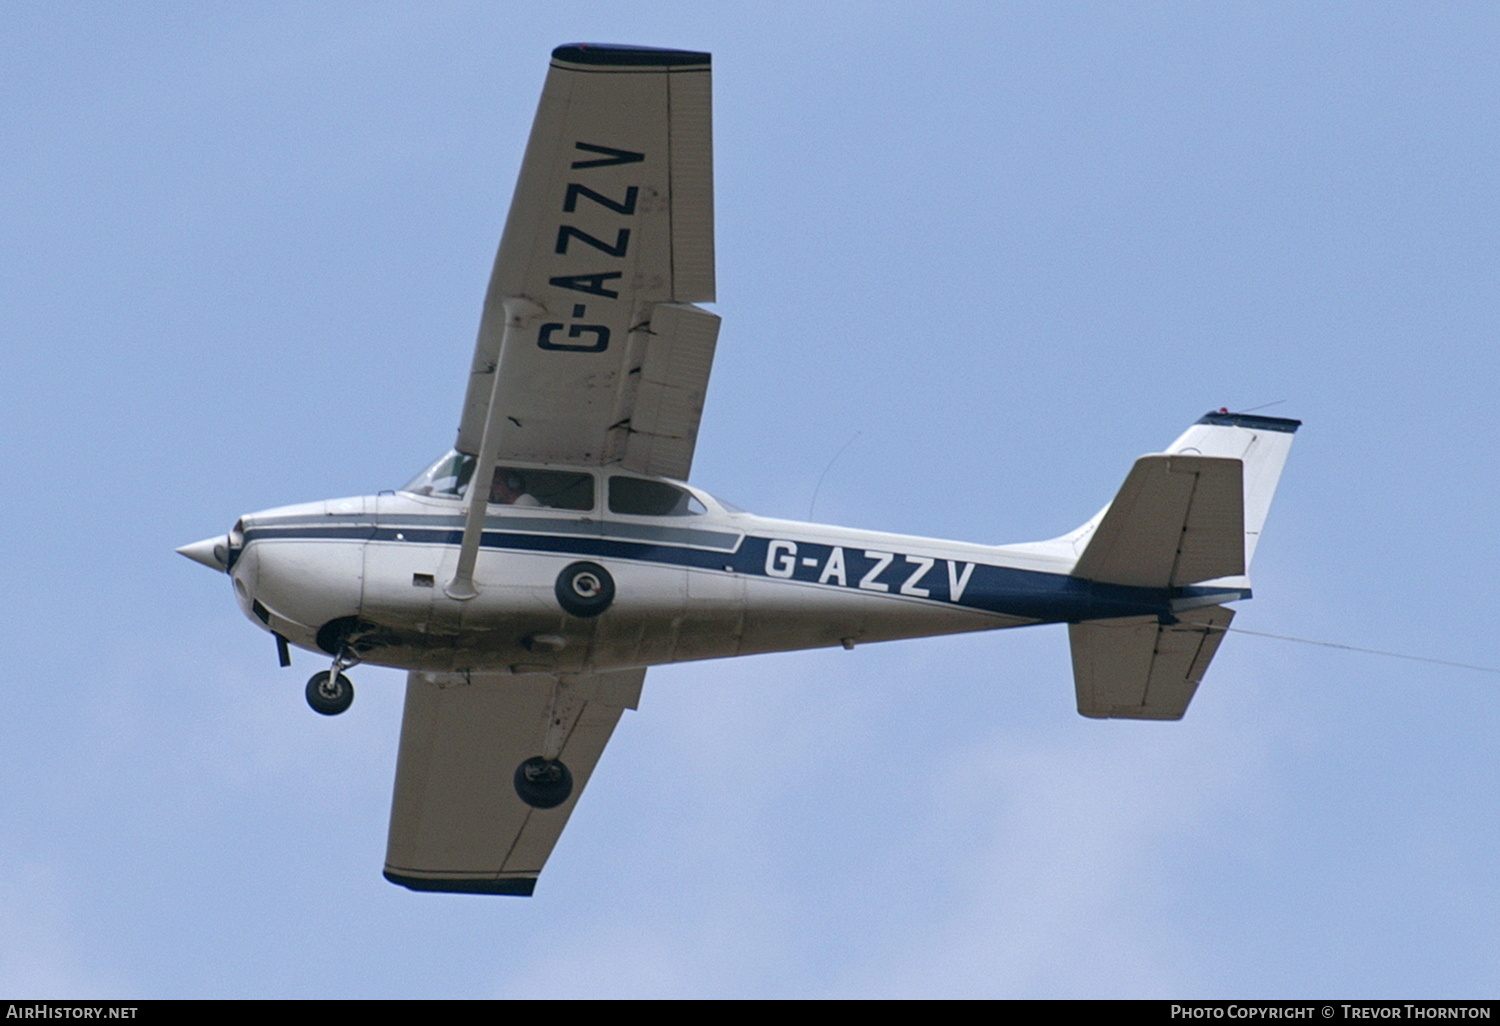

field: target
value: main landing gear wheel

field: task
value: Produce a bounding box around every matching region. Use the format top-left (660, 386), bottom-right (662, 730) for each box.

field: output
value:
top-left (305, 671), bottom-right (354, 716)
top-left (554, 561), bottom-right (615, 618)
top-left (514, 756), bottom-right (574, 809)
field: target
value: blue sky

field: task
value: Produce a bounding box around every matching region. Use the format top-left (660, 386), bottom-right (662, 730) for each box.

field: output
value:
top-left (3, 2), bottom-right (1499, 998)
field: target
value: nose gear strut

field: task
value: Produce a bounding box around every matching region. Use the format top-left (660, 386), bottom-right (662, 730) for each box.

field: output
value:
top-left (305, 647), bottom-right (357, 715)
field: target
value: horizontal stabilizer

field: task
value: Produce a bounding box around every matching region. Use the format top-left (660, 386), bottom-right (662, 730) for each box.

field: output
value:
top-left (1070, 605), bottom-right (1235, 720)
top-left (1072, 454), bottom-right (1244, 588)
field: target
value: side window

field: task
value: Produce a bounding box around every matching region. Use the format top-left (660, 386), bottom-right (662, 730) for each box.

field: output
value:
top-left (608, 477), bottom-right (705, 516)
top-left (489, 467), bottom-right (594, 511)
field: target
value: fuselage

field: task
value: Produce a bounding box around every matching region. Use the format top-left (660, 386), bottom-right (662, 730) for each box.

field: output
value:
top-left (216, 460), bottom-right (1185, 677)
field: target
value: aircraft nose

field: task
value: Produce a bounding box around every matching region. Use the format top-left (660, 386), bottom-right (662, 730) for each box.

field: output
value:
top-left (177, 535), bottom-right (230, 573)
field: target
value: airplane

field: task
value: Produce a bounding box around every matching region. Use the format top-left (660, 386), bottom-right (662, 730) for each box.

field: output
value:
top-left (177, 43), bottom-right (1298, 897)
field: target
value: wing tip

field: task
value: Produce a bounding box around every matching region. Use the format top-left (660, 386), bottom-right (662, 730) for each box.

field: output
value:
top-left (552, 43), bottom-right (711, 68)
top-left (383, 869), bottom-right (537, 897)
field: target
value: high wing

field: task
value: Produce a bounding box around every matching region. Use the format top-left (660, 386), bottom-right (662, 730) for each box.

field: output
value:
top-left (383, 668), bottom-right (644, 895)
top-left (456, 43), bottom-right (719, 483)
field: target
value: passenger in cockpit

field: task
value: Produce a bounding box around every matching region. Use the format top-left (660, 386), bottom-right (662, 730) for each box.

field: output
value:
top-left (490, 469), bottom-right (540, 507)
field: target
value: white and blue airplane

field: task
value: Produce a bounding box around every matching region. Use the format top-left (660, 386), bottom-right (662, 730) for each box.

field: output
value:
top-left (179, 44), bottom-right (1298, 896)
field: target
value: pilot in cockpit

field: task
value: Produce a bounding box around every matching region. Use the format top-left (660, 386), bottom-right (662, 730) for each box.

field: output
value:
top-left (490, 468), bottom-right (540, 507)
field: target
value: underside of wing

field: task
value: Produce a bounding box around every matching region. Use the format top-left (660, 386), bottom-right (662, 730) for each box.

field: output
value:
top-left (383, 667), bottom-right (644, 896)
top-left (456, 44), bottom-right (718, 481)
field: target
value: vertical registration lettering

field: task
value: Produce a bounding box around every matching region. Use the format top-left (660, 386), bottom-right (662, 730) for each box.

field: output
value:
top-left (570, 142), bottom-right (645, 169)
top-left (542, 143), bottom-right (644, 355)
top-left (555, 225), bottom-right (632, 258)
top-left (537, 323), bottom-right (610, 353)
top-left (564, 183), bottom-right (639, 215)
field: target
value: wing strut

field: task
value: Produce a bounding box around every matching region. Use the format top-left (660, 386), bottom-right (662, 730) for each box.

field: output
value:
top-left (446, 297), bottom-right (543, 600)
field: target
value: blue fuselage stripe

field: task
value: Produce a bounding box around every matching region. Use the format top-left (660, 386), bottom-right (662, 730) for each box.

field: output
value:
top-left (241, 525), bottom-right (1172, 623)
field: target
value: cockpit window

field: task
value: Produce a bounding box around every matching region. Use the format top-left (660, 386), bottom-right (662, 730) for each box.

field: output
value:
top-left (402, 452), bottom-right (595, 511)
top-left (608, 476), bottom-right (706, 516)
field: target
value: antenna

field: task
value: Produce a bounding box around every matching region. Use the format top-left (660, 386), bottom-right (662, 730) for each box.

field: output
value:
top-left (808, 432), bottom-right (861, 522)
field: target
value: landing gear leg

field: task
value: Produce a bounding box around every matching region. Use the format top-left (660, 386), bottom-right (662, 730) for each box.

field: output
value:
top-left (513, 677), bottom-right (579, 808)
top-left (305, 649), bottom-right (356, 716)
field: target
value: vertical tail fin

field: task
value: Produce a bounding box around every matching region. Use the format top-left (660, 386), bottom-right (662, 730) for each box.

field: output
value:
top-left (1060, 410), bottom-right (1300, 584)
top-left (1063, 411), bottom-right (1299, 720)
top-left (1163, 411), bottom-right (1300, 573)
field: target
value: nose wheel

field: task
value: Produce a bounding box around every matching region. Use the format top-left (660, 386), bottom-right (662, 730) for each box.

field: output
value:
top-left (305, 669), bottom-right (354, 715)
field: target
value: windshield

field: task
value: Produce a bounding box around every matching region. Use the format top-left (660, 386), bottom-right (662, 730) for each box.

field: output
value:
top-left (403, 451), bottom-right (474, 497)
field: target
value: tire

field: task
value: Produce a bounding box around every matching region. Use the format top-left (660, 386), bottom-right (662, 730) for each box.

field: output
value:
top-left (305, 671), bottom-right (354, 716)
top-left (513, 756), bottom-right (574, 809)
top-left (554, 561), bottom-right (615, 618)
